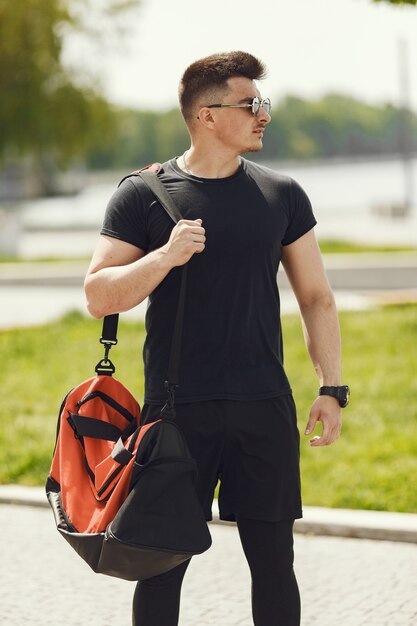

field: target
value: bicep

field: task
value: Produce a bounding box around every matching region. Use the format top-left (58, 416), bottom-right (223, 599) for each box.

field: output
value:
top-left (86, 235), bottom-right (146, 275)
top-left (281, 229), bottom-right (332, 307)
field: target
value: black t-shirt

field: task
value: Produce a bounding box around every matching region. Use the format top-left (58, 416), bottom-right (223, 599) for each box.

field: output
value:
top-left (101, 157), bottom-right (317, 404)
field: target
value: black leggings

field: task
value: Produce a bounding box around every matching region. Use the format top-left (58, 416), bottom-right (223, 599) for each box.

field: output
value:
top-left (132, 517), bottom-right (300, 626)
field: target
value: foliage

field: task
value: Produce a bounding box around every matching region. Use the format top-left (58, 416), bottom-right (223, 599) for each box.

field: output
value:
top-left (85, 94), bottom-right (417, 169)
top-left (88, 108), bottom-right (189, 170)
top-left (373, 0), bottom-right (416, 5)
top-left (262, 93), bottom-right (417, 161)
top-left (1, 0), bottom-right (416, 179)
top-left (0, 0), bottom-right (139, 166)
top-left (0, 306), bottom-right (416, 514)
top-left (317, 240), bottom-right (417, 254)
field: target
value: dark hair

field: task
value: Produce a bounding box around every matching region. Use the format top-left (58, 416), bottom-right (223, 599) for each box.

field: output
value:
top-left (178, 51), bottom-right (267, 124)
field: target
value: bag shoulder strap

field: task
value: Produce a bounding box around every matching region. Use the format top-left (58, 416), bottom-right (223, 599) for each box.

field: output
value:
top-left (97, 164), bottom-right (187, 417)
top-left (118, 163), bottom-right (183, 225)
top-left (138, 169), bottom-right (183, 224)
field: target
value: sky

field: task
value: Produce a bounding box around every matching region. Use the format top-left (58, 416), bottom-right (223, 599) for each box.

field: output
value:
top-left (64, 0), bottom-right (417, 112)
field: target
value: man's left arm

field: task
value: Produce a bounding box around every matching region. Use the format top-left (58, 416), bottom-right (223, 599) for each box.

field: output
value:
top-left (281, 229), bottom-right (342, 447)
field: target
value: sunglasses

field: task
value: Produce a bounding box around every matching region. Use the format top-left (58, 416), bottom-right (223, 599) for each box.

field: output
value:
top-left (206, 97), bottom-right (271, 116)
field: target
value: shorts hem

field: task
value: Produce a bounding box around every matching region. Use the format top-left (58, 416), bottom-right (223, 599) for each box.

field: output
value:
top-left (214, 507), bottom-right (303, 523)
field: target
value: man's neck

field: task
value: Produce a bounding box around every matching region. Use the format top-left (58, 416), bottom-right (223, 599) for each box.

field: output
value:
top-left (178, 148), bottom-right (241, 179)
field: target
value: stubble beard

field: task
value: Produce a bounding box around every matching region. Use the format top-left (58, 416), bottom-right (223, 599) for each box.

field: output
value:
top-left (242, 139), bottom-right (263, 154)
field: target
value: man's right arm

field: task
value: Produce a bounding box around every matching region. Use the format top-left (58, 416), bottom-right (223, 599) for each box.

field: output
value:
top-left (84, 218), bottom-right (205, 319)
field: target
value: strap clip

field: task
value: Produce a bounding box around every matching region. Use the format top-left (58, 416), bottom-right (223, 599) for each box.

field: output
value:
top-left (160, 381), bottom-right (178, 420)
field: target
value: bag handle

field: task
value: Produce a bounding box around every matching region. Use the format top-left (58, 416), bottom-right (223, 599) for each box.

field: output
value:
top-left (97, 164), bottom-right (187, 418)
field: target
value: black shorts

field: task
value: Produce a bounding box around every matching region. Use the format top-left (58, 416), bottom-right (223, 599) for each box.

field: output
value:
top-left (140, 395), bottom-right (302, 523)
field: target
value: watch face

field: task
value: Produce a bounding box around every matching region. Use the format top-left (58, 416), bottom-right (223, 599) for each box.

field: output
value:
top-left (340, 385), bottom-right (350, 407)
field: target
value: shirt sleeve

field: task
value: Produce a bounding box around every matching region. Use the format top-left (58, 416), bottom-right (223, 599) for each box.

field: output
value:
top-left (282, 177), bottom-right (317, 246)
top-left (100, 178), bottom-right (149, 251)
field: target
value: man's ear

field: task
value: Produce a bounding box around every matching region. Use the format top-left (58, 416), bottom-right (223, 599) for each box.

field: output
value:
top-left (197, 107), bottom-right (216, 129)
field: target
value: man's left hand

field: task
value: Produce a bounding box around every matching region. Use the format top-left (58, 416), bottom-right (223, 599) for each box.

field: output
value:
top-left (304, 396), bottom-right (342, 447)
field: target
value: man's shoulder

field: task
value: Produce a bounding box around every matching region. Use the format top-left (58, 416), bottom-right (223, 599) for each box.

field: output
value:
top-left (243, 159), bottom-right (311, 206)
top-left (243, 158), bottom-right (292, 188)
top-left (114, 159), bottom-right (175, 204)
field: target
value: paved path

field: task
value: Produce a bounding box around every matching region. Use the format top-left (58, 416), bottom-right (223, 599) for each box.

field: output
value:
top-left (1, 504), bottom-right (416, 626)
top-left (1, 254), bottom-right (417, 328)
top-left (2, 254), bottom-right (417, 290)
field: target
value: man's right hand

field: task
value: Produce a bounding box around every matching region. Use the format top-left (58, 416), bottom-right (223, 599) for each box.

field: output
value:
top-left (162, 219), bottom-right (206, 267)
top-left (85, 219), bottom-right (205, 318)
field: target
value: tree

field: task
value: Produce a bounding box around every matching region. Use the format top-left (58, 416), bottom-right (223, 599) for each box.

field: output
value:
top-left (372, 0), bottom-right (417, 5)
top-left (0, 1), bottom-right (139, 169)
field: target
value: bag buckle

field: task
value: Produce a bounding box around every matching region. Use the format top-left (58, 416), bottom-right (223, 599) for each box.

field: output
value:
top-left (95, 340), bottom-right (117, 376)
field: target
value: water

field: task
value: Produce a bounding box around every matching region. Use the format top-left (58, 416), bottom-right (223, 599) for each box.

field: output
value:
top-left (274, 155), bottom-right (417, 246)
top-left (3, 156), bottom-right (416, 328)
top-left (9, 156), bottom-right (417, 259)
top-left (274, 156), bottom-right (417, 215)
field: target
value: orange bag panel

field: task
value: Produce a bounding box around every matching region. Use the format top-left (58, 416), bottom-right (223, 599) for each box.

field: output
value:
top-left (49, 375), bottom-right (157, 533)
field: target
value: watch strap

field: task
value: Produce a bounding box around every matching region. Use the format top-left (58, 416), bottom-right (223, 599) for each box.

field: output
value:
top-left (319, 385), bottom-right (350, 407)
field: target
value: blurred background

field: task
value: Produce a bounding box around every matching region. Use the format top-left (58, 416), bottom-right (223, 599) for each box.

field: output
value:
top-left (1, 0), bottom-right (417, 262)
top-left (0, 0), bottom-right (416, 511)
top-left (1, 0), bottom-right (417, 326)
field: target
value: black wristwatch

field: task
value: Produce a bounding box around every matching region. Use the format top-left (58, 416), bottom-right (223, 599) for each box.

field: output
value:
top-left (319, 385), bottom-right (350, 408)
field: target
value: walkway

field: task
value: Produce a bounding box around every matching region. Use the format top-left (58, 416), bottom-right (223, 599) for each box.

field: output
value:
top-left (1, 503), bottom-right (416, 625)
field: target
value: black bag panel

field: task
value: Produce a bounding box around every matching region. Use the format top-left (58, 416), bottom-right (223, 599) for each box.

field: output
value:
top-left (97, 530), bottom-right (191, 581)
top-left (58, 527), bottom-right (104, 573)
top-left (48, 488), bottom-right (193, 581)
top-left (135, 420), bottom-right (193, 467)
top-left (46, 477), bottom-right (77, 533)
top-left (46, 474), bottom-right (60, 497)
top-left (53, 510), bottom-right (193, 581)
top-left (47, 458), bottom-right (210, 581)
top-left (110, 457), bottom-right (212, 555)
top-left (110, 419), bottom-right (212, 555)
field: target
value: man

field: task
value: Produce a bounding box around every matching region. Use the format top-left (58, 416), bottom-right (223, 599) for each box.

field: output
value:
top-left (85, 51), bottom-right (348, 626)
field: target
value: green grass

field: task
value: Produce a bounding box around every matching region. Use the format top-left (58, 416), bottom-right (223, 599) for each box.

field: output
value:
top-left (1, 306), bottom-right (416, 513)
top-left (0, 311), bottom-right (146, 485)
top-left (282, 304), bottom-right (417, 513)
top-left (317, 240), bottom-right (417, 254)
top-left (1, 240), bottom-right (416, 264)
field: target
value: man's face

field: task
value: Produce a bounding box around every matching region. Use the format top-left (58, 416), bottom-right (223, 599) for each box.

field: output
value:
top-left (206, 76), bottom-right (271, 155)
